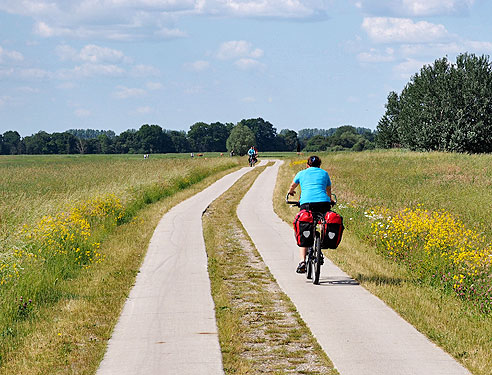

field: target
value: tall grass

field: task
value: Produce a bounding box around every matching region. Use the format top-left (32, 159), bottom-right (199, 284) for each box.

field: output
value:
top-left (0, 154), bottom-right (239, 368)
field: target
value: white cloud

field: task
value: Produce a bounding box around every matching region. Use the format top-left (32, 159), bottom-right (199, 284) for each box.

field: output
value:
top-left (398, 40), bottom-right (492, 59)
top-left (393, 58), bottom-right (430, 79)
top-left (183, 85), bottom-right (203, 95)
top-left (234, 58), bottom-right (265, 70)
top-left (197, 0), bottom-right (330, 19)
top-left (362, 17), bottom-right (450, 44)
top-left (135, 106), bottom-right (152, 114)
top-left (217, 40), bottom-right (263, 60)
top-left (242, 96), bottom-right (256, 102)
top-left (0, 46), bottom-right (24, 63)
top-left (146, 81), bottom-right (163, 90)
top-left (74, 108), bottom-right (91, 117)
top-left (113, 85), bottom-right (146, 99)
top-left (56, 44), bottom-right (131, 64)
top-left (184, 60), bottom-right (210, 71)
top-left (0, 96), bottom-right (9, 108)
top-left (2, 0), bottom-right (332, 43)
top-left (17, 86), bottom-right (40, 93)
top-left (0, 68), bottom-right (14, 78)
top-left (131, 64), bottom-right (161, 77)
top-left (155, 27), bottom-right (187, 39)
top-left (356, 0), bottom-right (474, 17)
top-left (19, 68), bottom-right (52, 79)
top-left (60, 63), bottom-right (125, 79)
top-left (358, 47), bottom-right (396, 63)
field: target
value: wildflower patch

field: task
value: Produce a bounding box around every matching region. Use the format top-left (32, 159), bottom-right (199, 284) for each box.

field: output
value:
top-left (369, 206), bottom-right (492, 314)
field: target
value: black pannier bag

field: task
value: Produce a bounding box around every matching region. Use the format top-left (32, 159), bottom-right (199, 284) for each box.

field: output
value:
top-left (293, 209), bottom-right (314, 247)
top-left (321, 211), bottom-right (344, 249)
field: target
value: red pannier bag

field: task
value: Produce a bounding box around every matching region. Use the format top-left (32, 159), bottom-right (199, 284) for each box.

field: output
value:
top-left (293, 209), bottom-right (314, 247)
top-left (321, 211), bottom-right (344, 249)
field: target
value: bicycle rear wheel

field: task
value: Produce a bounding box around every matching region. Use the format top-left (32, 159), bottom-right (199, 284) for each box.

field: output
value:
top-left (313, 232), bottom-right (322, 285)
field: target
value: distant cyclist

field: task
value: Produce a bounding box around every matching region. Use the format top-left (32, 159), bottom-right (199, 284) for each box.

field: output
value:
top-left (287, 155), bottom-right (332, 273)
top-left (247, 146), bottom-right (258, 166)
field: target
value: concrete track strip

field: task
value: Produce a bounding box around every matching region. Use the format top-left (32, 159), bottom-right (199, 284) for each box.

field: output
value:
top-left (97, 162), bottom-right (265, 375)
top-left (237, 160), bottom-right (469, 375)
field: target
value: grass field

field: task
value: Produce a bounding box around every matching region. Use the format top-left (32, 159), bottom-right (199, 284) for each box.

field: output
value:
top-left (0, 153), bottom-right (241, 372)
top-left (273, 150), bottom-right (492, 375)
top-left (2, 150), bottom-right (491, 374)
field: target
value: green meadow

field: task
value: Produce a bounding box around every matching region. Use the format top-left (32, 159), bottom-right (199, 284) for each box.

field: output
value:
top-left (1, 150), bottom-right (491, 374)
top-left (0, 153), bottom-right (240, 373)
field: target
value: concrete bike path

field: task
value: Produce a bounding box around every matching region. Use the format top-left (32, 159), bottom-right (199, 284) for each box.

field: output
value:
top-left (97, 163), bottom-right (265, 375)
top-left (237, 160), bottom-right (469, 375)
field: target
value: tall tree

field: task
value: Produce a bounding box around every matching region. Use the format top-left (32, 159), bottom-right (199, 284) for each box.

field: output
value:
top-left (114, 130), bottom-right (138, 153)
top-left (238, 118), bottom-right (277, 151)
top-left (187, 122), bottom-right (229, 152)
top-left (166, 130), bottom-right (190, 153)
top-left (24, 131), bottom-right (52, 154)
top-left (2, 131), bottom-right (22, 155)
top-left (376, 91), bottom-right (401, 148)
top-left (380, 53), bottom-right (492, 153)
top-left (226, 123), bottom-right (256, 156)
top-left (278, 129), bottom-right (299, 151)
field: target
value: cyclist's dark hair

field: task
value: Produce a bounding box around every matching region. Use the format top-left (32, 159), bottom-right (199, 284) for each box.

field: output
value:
top-left (307, 155), bottom-right (321, 168)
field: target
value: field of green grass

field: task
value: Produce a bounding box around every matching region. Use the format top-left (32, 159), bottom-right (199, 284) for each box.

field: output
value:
top-left (0, 153), bottom-right (241, 373)
top-left (1, 150), bottom-right (491, 374)
top-left (273, 150), bottom-right (492, 375)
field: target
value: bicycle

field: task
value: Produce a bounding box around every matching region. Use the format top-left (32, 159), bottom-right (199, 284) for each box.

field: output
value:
top-left (286, 194), bottom-right (337, 285)
top-left (248, 154), bottom-right (257, 167)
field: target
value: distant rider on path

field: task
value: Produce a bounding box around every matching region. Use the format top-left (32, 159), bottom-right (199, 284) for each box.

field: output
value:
top-left (247, 146), bottom-right (258, 165)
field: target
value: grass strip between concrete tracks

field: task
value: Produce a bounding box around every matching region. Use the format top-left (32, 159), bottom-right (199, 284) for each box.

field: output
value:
top-left (203, 164), bottom-right (338, 375)
top-left (273, 154), bottom-right (492, 375)
top-left (0, 164), bottom-right (241, 375)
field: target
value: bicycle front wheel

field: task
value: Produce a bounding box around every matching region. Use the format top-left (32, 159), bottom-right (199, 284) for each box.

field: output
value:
top-left (313, 232), bottom-right (322, 285)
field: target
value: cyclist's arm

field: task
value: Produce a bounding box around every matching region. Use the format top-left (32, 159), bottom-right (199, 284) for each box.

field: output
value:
top-left (326, 185), bottom-right (331, 200)
top-left (288, 181), bottom-right (299, 196)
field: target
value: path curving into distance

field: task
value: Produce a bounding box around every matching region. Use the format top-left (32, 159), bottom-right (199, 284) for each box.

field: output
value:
top-left (97, 162), bottom-right (266, 375)
top-left (237, 160), bottom-right (470, 375)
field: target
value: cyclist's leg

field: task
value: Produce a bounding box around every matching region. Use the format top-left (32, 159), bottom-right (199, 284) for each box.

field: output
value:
top-left (296, 247), bottom-right (308, 273)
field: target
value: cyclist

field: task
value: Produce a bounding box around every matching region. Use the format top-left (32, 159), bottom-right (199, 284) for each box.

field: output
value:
top-left (247, 146), bottom-right (258, 165)
top-left (287, 155), bottom-right (332, 273)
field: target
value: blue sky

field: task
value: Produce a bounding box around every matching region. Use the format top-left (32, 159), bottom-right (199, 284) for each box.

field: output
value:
top-left (1, 0), bottom-right (491, 136)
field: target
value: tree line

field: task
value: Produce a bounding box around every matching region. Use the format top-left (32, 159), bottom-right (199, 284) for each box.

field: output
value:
top-left (0, 118), bottom-right (376, 156)
top-left (376, 53), bottom-right (492, 153)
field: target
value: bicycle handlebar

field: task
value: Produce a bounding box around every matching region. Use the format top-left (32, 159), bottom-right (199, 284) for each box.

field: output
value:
top-left (285, 193), bottom-right (337, 208)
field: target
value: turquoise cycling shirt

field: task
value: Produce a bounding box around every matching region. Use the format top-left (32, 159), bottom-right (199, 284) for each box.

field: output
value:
top-left (293, 167), bottom-right (331, 205)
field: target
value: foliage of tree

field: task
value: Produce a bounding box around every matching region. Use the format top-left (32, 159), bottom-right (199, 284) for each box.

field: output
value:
top-left (166, 130), bottom-right (190, 153)
top-left (226, 123), bottom-right (256, 156)
top-left (302, 126), bottom-right (375, 152)
top-left (2, 131), bottom-right (22, 154)
top-left (113, 130), bottom-right (138, 154)
top-left (187, 122), bottom-right (229, 152)
top-left (376, 91), bottom-right (401, 148)
top-left (2, 119), bottom-right (377, 155)
top-left (238, 118), bottom-right (278, 151)
top-left (278, 129), bottom-right (299, 151)
top-left (298, 128), bottom-right (336, 140)
top-left (67, 129), bottom-right (116, 139)
top-left (136, 124), bottom-right (173, 154)
top-left (377, 53), bottom-right (492, 153)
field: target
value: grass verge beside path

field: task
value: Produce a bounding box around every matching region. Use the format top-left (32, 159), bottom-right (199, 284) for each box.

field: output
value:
top-left (203, 164), bottom-right (337, 375)
top-left (273, 154), bottom-right (491, 375)
top-left (0, 165), bottom-right (240, 375)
